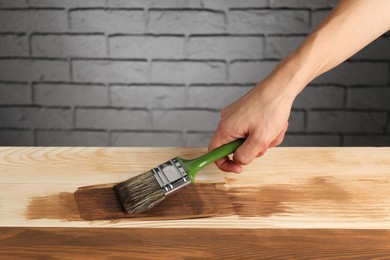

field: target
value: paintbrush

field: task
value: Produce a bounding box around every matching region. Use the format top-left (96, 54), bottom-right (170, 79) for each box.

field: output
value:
top-left (114, 139), bottom-right (244, 214)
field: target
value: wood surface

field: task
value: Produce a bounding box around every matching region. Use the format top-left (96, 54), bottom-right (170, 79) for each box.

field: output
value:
top-left (1, 228), bottom-right (390, 259)
top-left (0, 147), bottom-right (390, 258)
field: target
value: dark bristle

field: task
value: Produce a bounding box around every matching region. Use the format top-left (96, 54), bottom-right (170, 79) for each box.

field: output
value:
top-left (114, 171), bottom-right (166, 214)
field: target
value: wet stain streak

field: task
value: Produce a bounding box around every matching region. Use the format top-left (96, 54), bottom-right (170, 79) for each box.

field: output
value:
top-left (26, 192), bottom-right (81, 221)
top-left (26, 176), bottom-right (351, 221)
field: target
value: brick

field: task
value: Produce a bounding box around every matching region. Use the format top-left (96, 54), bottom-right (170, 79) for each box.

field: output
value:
top-left (344, 135), bottom-right (390, 146)
top-left (151, 61), bottom-right (226, 84)
top-left (0, 10), bottom-right (67, 32)
top-left (32, 35), bottom-right (106, 57)
top-left (111, 131), bottom-right (183, 146)
top-left (190, 0), bottom-right (268, 9)
top-left (188, 86), bottom-right (249, 109)
top-left (188, 36), bottom-right (263, 60)
top-left (287, 111), bottom-right (305, 132)
top-left (308, 111), bottom-right (387, 133)
top-left (153, 110), bottom-right (219, 131)
top-left (282, 134), bottom-right (341, 147)
top-left (111, 85), bottom-right (186, 108)
top-left (347, 87), bottom-right (390, 110)
top-left (0, 107), bottom-right (72, 128)
top-left (0, 130), bottom-right (33, 146)
top-left (76, 108), bottom-right (150, 130)
top-left (107, 0), bottom-right (188, 8)
top-left (108, 0), bottom-right (268, 9)
top-left (270, 0), bottom-right (337, 9)
top-left (352, 37), bottom-right (390, 61)
top-left (29, 0), bottom-right (106, 7)
top-left (0, 83), bottom-right (31, 104)
top-left (229, 61), bottom-right (276, 83)
top-left (109, 36), bottom-right (184, 59)
top-left (36, 130), bottom-right (108, 146)
top-left (149, 10), bottom-right (225, 34)
top-left (34, 84), bottom-right (108, 106)
top-left (70, 10), bottom-right (144, 33)
top-left (72, 60), bottom-right (148, 83)
top-left (294, 86), bottom-right (344, 109)
top-left (312, 10), bottom-right (330, 29)
top-left (229, 10), bottom-right (309, 34)
top-left (0, 0), bottom-right (27, 7)
top-left (186, 132), bottom-right (213, 147)
top-left (0, 59), bottom-right (70, 81)
top-left (265, 36), bottom-right (305, 59)
top-left (0, 35), bottom-right (28, 56)
top-left (313, 62), bottom-right (388, 85)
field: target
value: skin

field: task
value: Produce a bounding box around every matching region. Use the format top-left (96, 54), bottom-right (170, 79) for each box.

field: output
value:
top-left (208, 0), bottom-right (390, 173)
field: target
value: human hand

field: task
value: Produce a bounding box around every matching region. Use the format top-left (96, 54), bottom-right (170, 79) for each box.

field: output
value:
top-left (208, 75), bottom-right (296, 173)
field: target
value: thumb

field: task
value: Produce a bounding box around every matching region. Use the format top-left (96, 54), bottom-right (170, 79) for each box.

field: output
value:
top-left (208, 128), bottom-right (234, 152)
top-left (233, 133), bottom-right (265, 165)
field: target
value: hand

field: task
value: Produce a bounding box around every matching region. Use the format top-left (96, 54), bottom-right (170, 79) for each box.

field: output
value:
top-left (208, 75), bottom-right (296, 173)
top-left (208, 0), bottom-right (390, 174)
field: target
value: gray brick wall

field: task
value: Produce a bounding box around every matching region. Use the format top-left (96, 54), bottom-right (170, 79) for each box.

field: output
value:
top-left (0, 0), bottom-right (389, 147)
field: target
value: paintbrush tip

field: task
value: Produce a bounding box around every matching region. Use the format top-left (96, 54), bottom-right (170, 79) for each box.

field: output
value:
top-left (114, 171), bottom-right (166, 214)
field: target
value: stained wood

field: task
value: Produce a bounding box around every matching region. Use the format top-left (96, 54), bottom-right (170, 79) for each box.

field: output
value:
top-left (1, 147), bottom-right (390, 258)
top-left (1, 147), bottom-right (390, 228)
top-left (1, 228), bottom-right (390, 259)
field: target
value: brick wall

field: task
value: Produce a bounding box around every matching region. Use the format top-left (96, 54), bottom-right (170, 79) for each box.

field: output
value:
top-left (0, 0), bottom-right (389, 147)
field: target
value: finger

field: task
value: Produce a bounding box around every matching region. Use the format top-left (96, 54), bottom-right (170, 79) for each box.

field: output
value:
top-left (214, 156), bottom-right (242, 173)
top-left (208, 126), bottom-right (242, 173)
top-left (256, 149), bottom-right (267, 158)
top-left (269, 122), bottom-right (288, 148)
top-left (218, 159), bottom-right (242, 173)
top-left (208, 126), bottom-right (234, 152)
top-left (214, 155), bottom-right (228, 168)
top-left (233, 133), bottom-right (265, 165)
top-left (269, 131), bottom-right (285, 148)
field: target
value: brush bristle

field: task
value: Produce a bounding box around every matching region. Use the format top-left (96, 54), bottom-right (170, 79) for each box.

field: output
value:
top-left (114, 171), bottom-right (166, 214)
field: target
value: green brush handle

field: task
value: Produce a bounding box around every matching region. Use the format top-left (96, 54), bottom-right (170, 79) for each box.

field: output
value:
top-left (176, 138), bottom-right (245, 183)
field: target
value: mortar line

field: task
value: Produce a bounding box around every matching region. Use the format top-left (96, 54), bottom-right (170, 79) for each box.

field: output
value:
top-left (68, 58), bottom-right (75, 84)
top-left (72, 106), bottom-right (76, 129)
top-left (108, 129), bottom-right (112, 146)
top-left (27, 33), bottom-right (33, 56)
top-left (105, 33), bottom-right (110, 56)
top-left (145, 7), bottom-right (149, 34)
top-left (304, 109), bottom-right (310, 133)
top-left (225, 60), bottom-right (230, 83)
top-left (30, 82), bottom-right (35, 105)
top-left (149, 108), bottom-right (154, 131)
top-left (32, 128), bottom-right (37, 146)
top-left (107, 83), bottom-right (112, 107)
top-left (183, 35), bottom-right (189, 59)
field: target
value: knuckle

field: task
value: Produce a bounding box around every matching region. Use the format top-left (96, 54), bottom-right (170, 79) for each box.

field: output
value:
top-left (276, 138), bottom-right (284, 146)
top-left (251, 137), bottom-right (267, 150)
top-left (234, 153), bottom-right (253, 165)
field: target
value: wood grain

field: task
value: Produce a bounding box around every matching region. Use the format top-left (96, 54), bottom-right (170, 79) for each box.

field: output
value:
top-left (1, 147), bottom-right (390, 258)
top-left (1, 147), bottom-right (390, 228)
top-left (1, 228), bottom-right (390, 259)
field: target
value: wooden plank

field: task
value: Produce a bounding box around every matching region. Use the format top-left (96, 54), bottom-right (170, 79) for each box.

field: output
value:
top-left (1, 228), bottom-right (390, 259)
top-left (0, 147), bottom-right (390, 228)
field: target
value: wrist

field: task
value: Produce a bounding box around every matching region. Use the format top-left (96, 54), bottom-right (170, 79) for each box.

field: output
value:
top-left (254, 56), bottom-right (307, 103)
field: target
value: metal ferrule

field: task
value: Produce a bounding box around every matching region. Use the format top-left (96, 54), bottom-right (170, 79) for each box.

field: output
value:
top-left (152, 158), bottom-right (191, 196)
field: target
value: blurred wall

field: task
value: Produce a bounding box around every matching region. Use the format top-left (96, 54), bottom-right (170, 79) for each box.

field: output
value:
top-left (0, 0), bottom-right (389, 147)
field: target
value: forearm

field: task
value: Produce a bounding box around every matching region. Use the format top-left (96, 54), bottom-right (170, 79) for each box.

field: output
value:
top-left (268, 0), bottom-right (390, 97)
top-left (209, 0), bottom-right (390, 170)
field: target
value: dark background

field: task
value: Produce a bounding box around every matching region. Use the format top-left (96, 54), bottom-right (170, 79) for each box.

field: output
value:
top-left (0, 0), bottom-right (389, 147)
